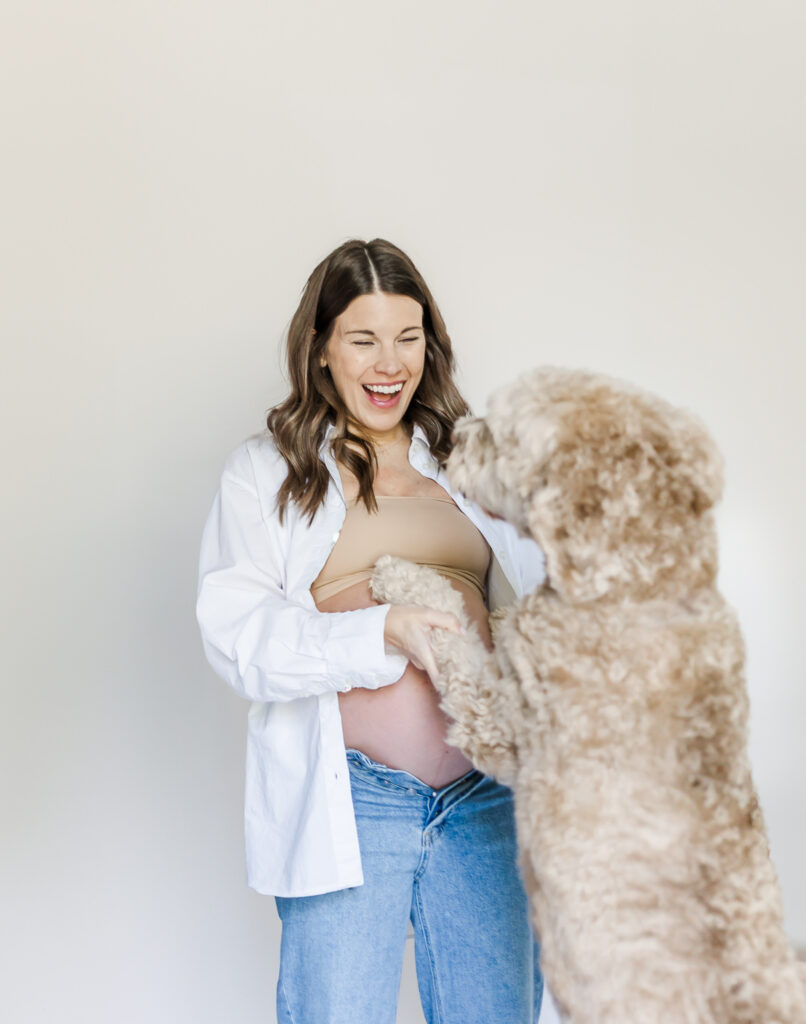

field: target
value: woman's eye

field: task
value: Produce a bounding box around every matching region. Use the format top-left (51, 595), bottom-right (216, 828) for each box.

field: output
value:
top-left (352, 336), bottom-right (420, 347)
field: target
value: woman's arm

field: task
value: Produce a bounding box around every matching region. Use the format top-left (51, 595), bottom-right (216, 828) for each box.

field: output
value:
top-left (196, 453), bottom-right (410, 703)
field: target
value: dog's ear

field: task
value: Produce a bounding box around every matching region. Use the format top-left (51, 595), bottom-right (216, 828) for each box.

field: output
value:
top-left (521, 371), bottom-right (724, 602)
top-left (660, 406), bottom-right (724, 516)
top-left (525, 462), bottom-right (617, 603)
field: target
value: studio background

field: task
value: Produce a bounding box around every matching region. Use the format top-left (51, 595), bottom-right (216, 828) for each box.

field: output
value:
top-left (2, 1), bottom-right (804, 1021)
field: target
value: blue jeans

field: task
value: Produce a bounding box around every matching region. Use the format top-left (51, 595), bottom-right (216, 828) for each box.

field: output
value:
top-left (275, 748), bottom-right (543, 1023)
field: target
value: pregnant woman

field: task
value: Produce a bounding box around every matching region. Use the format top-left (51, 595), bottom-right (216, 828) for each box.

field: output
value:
top-left (196, 237), bottom-right (545, 1023)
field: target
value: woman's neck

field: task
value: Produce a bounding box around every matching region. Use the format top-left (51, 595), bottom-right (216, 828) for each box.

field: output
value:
top-left (356, 422), bottom-right (410, 449)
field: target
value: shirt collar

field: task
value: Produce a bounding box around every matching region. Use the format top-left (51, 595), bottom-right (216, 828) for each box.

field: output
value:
top-left (410, 423), bottom-right (429, 447)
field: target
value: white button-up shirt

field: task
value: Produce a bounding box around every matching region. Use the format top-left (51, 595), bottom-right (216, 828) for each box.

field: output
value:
top-left (196, 423), bottom-right (545, 896)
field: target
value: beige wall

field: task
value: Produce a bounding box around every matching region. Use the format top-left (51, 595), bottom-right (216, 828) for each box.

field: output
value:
top-left (3, 1), bottom-right (804, 1021)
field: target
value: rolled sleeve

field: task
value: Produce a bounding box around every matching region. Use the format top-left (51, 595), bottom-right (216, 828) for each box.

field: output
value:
top-left (323, 603), bottom-right (407, 690)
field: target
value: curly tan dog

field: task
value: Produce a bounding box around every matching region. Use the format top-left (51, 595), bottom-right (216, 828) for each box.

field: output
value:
top-left (371, 367), bottom-right (805, 1024)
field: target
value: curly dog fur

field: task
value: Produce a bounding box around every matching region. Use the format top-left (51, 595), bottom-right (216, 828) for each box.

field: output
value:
top-left (370, 367), bottom-right (805, 1024)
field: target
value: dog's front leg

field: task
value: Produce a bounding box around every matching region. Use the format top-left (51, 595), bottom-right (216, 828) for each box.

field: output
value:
top-left (370, 554), bottom-right (522, 782)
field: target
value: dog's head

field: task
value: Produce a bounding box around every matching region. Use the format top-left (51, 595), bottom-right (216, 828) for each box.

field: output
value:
top-left (447, 367), bottom-right (723, 603)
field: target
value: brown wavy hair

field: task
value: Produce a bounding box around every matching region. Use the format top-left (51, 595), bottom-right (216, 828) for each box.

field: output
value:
top-left (266, 238), bottom-right (471, 523)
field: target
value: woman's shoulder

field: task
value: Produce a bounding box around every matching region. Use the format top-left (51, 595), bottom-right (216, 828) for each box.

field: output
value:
top-left (215, 431), bottom-right (304, 536)
top-left (223, 429), bottom-right (336, 532)
top-left (221, 429), bottom-right (287, 486)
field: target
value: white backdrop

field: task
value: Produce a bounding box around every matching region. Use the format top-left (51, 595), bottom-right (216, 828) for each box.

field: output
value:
top-left (3, 2), bottom-right (804, 1021)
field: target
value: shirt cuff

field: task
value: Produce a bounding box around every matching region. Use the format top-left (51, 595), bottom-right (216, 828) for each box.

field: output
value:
top-left (324, 603), bottom-right (409, 691)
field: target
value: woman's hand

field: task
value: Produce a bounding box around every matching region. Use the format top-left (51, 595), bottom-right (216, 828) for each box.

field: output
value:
top-left (383, 605), bottom-right (463, 684)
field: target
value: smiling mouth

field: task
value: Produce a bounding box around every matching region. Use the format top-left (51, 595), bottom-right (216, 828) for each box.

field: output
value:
top-left (362, 382), bottom-right (405, 408)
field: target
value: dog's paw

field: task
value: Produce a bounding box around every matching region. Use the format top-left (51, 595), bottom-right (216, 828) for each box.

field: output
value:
top-left (370, 555), bottom-right (468, 624)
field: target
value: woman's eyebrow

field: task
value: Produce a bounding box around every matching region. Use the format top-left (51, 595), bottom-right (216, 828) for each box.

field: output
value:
top-left (345, 325), bottom-right (424, 336)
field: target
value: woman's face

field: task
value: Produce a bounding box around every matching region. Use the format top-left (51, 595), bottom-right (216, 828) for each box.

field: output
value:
top-left (321, 291), bottom-right (426, 444)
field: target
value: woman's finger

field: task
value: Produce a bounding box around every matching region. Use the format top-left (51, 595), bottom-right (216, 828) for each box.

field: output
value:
top-left (419, 647), bottom-right (440, 684)
top-left (426, 611), bottom-right (463, 634)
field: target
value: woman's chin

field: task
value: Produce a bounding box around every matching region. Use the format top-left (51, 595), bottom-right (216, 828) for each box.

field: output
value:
top-left (346, 400), bottom-right (410, 436)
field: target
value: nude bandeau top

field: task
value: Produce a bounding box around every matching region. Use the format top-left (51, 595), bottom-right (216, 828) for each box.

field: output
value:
top-left (310, 494), bottom-right (492, 603)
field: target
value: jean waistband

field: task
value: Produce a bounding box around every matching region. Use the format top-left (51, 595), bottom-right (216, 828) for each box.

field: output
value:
top-left (345, 746), bottom-right (485, 799)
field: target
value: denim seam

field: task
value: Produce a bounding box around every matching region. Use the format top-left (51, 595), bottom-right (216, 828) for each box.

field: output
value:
top-left (413, 828), bottom-right (432, 880)
top-left (277, 974), bottom-right (299, 1024)
top-left (347, 760), bottom-right (430, 796)
top-left (347, 768), bottom-right (402, 794)
top-left (427, 772), bottom-right (489, 831)
top-left (412, 880), bottom-right (445, 1024)
top-left (433, 768), bottom-right (482, 803)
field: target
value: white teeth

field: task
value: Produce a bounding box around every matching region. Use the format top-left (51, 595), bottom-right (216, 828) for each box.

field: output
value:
top-left (365, 383), bottom-right (403, 395)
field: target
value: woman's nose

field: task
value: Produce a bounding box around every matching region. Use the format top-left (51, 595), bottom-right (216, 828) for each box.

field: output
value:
top-left (374, 343), bottom-right (403, 375)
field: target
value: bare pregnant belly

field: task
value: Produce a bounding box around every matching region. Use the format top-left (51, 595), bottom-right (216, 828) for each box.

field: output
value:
top-left (314, 578), bottom-right (492, 789)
